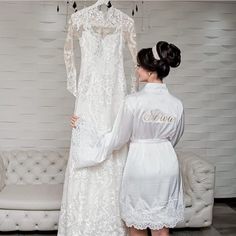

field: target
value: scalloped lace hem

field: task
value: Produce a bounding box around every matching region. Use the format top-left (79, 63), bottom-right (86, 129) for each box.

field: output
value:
top-left (120, 198), bottom-right (185, 230)
top-left (123, 214), bottom-right (185, 230)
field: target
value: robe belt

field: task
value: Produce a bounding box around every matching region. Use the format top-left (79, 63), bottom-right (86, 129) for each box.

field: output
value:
top-left (130, 138), bottom-right (169, 144)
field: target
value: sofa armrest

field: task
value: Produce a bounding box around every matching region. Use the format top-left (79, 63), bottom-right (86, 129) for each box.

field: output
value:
top-left (0, 155), bottom-right (6, 191)
top-left (177, 151), bottom-right (215, 205)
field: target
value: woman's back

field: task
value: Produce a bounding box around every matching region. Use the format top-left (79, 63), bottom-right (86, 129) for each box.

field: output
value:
top-left (119, 83), bottom-right (185, 231)
top-left (127, 83), bottom-right (184, 147)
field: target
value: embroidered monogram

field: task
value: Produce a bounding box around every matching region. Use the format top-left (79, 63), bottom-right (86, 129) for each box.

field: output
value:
top-left (142, 109), bottom-right (176, 123)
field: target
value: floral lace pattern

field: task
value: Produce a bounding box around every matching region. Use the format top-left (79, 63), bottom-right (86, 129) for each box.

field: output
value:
top-left (58, 122), bottom-right (129, 235)
top-left (57, 140), bottom-right (128, 236)
top-left (64, 4), bottom-right (138, 99)
top-left (120, 197), bottom-right (185, 230)
top-left (59, 2), bottom-right (138, 236)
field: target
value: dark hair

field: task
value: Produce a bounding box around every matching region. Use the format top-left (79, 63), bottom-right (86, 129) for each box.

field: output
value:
top-left (137, 41), bottom-right (181, 80)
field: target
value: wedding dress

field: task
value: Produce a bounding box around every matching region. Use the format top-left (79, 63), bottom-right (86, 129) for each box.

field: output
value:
top-left (57, 0), bottom-right (138, 235)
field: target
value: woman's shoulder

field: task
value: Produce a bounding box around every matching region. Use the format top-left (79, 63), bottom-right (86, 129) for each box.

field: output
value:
top-left (167, 92), bottom-right (184, 112)
top-left (124, 92), bottom-right (140, 111)
top-left (125, 90), bottom-right (144, 102)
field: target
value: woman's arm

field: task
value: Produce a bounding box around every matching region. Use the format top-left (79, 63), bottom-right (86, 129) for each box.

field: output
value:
top-left (170, 110), bottom-right (185, 147)
top-left (76, 97), bottom-right (134, 169)
top-left (101, 97), bottom-right (134, 154)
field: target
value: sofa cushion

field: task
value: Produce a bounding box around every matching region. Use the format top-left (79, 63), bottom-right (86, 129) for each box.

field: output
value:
top-left (0, 184), bottom-right (63, 210)
top-left (0, 150), bottom-right (68, 185)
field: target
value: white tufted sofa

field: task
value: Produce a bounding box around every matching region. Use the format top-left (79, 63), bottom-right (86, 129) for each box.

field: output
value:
top-left (0, 150), bottom-right (215, 231)
top-left (0, 150), bottom-right (68, 231)
top-left (175, 151), bottom-right (215, 228)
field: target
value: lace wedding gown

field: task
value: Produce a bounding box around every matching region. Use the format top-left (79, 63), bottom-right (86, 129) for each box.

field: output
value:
top-left (57, 1), bottom-right (138, 236)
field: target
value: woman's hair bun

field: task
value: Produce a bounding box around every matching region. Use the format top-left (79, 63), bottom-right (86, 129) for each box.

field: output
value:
top-left (136, 41), bottom-right (181, 80)
top-left (156, 41), bottom-right (181, 68)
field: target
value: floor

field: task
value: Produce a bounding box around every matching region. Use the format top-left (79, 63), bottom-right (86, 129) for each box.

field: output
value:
top-left (0, 201), bottom-right (236, 236)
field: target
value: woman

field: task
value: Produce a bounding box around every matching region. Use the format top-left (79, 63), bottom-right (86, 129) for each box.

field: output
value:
top-left (71, 41), bottom-right (185, 236)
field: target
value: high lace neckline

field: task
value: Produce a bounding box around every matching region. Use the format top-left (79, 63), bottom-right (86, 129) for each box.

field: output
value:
top-left (95, 4), bottom-right (115, 22)
top-left (78, 0), bottom-right (116, 24)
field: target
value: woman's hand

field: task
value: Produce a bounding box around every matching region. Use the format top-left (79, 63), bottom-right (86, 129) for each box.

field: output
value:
top-left (71, 115), bottom-right (79, 128)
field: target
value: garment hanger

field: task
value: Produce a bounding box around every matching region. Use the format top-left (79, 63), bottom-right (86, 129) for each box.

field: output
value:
top-left (107, 1), bottom-right (112, 8)
top-left (94, 0), bottom-right (112, 8)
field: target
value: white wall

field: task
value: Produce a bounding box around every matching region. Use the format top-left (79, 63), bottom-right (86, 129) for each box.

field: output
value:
top-left (0, 1), bottom-right (235, 198)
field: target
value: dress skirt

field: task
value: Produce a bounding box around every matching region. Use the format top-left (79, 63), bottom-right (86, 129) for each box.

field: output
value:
top-left (119, 139), bottom-right (185, 230)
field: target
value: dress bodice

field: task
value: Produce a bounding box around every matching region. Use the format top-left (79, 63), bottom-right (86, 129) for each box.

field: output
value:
top-left (64, 4), bottom-right (138, 97)
top-left (64, 3), bottom-right (138, 132)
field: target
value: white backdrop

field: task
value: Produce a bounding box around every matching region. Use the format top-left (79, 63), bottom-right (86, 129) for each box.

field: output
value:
top-left (0, 1), bottom-right (235, 198)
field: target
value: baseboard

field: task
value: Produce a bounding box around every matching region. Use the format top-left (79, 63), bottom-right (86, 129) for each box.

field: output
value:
top-left (214, 197), bottom-right (236, 203)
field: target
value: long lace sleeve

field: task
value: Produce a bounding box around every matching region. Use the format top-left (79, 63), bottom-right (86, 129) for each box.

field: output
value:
top-left (125, 18), bottom-right (139, 93)
top-left (64, 15), bottom-right (78, 97)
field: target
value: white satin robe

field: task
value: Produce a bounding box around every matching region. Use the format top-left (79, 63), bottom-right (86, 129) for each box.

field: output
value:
top-left (75, 82), bottom-right (185, 230)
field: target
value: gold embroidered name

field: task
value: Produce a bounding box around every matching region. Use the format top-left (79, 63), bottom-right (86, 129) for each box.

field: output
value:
top-left (142, 109), bottom-right (176, 123)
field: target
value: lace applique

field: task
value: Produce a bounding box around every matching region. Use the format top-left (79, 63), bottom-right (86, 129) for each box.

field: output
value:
top-left (123, 17), bottom-right (139, 93)
top-left (120, 197), bottom-right (185, 230)
top-left (59, 3), bottom-right (138, 236)
top-left (64, 16), bottom-right (79, 97)
top-left (57, 138), bottom-right (129, 236)
top-left (64, 6), bottom-right (138, 98)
